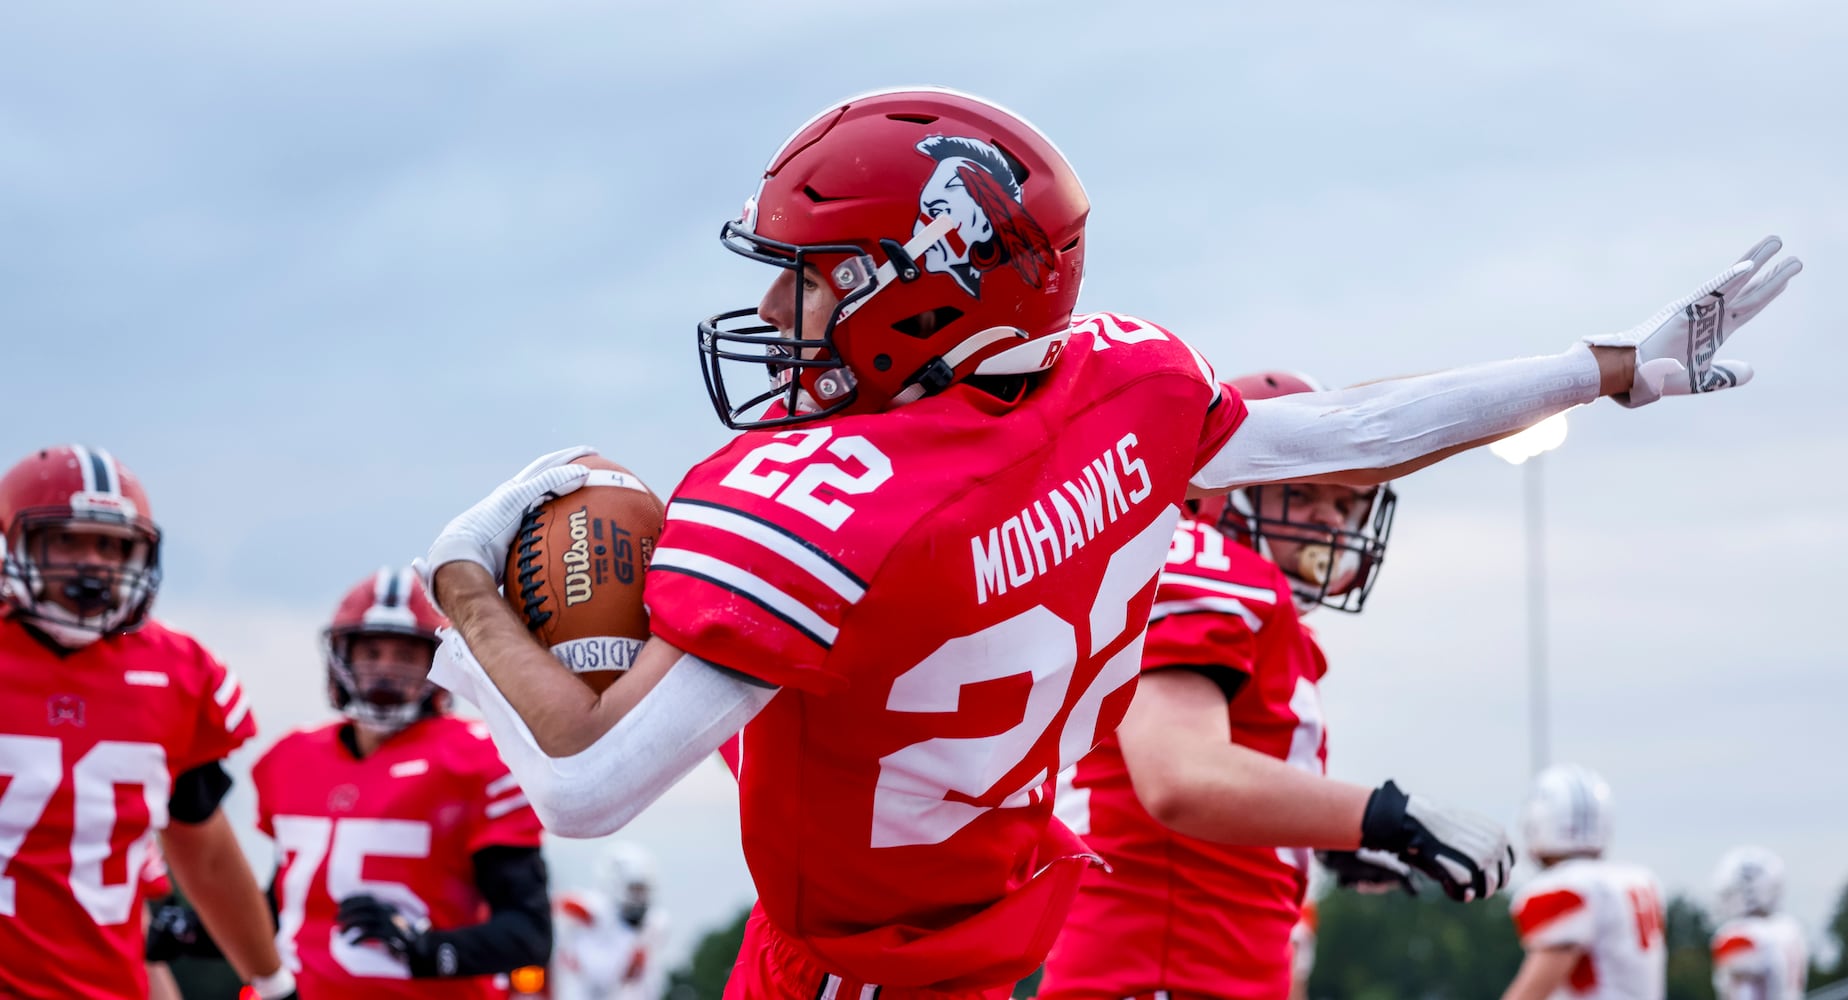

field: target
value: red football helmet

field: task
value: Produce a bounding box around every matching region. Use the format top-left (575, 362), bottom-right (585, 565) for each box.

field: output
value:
top-left (0, 445), bottom-right (162, 645)
top-left (1194, 373), bottom-right (1398, 613)
top-left (699, 87), bottom-right (1091, 428)
top-left (325, 567), bottom-right (448, 733)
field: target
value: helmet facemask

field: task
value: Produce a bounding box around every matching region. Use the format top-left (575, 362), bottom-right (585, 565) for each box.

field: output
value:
top-left (699, 225), bottom-right (876, 429)
top-left (1221, 483), bottom-right (1397, 614)
top-left (2, 510), bottom-right (162, 648)
top-left (326, 627), bottom-right (441, 737)
top-left (699, 210), bottom-right (964, 430)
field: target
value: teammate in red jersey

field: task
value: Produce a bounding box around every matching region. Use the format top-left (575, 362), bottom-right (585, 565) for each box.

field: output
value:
top-left (0, 444), bottom-right (296, 1000)
top-left (413, 89), bottom-right (1798, 1000)
top-left (250, 567), bottom-right (551, 997)
top-left (1040, 370), bottom-right (1471, 1000)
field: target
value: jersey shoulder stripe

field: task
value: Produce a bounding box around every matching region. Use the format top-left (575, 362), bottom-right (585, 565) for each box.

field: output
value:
top-left (667, 498), bottom-right (868, 598)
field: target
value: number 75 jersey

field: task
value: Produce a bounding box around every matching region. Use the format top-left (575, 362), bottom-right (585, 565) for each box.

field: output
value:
top-left (644, 314), bottom-right (1247, 991)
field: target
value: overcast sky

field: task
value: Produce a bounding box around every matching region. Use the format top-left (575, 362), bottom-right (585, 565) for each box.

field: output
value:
top-left (5, 0), bottom-right (1845, 970)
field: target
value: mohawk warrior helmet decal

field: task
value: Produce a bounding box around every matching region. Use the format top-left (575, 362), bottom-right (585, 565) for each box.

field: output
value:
top-left (914, 135), bottom-right (1054, 298)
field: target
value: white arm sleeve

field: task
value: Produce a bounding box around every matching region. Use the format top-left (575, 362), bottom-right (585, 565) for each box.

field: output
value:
top-left (431, 631), bottom-right (775, 838)
top-left (1192, 345), bottom-right (1602, 489)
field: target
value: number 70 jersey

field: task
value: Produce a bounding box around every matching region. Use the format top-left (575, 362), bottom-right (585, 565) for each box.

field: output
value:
top-left (644, 314), bottom-right (1247, 991)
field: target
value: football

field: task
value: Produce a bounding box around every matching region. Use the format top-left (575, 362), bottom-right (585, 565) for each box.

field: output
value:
top-left (504, 455), bottom-right (665, 693)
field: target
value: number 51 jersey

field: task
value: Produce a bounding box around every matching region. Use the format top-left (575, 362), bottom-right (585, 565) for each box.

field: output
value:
top-left (645, 313), bottom-right (1247, 992)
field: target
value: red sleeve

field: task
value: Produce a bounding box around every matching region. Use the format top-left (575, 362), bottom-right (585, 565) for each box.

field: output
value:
top-left (1141, 602), bottom-right (1258, 678)
top-left (1512, 887), bottom-right (1592, 947)
top-left (175, 643), bottom-right (257, 773)
top-left (250, 744), bottom-right (277, 838)
top-left (464, 724), bottom-right (545, 853)
top-left (1140, 561), bottom-right (1267, 677)
top-left (1162, 326), bottom-right (1247, 476)
top-left (1712, 932), bottom-right (1756, 963)
top-left (1194, 380), bottom-right (1247, 478)
top-left (645, 456), bottom-right (869, 694)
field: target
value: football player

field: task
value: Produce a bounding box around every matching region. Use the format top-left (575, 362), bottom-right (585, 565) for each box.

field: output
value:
top-left (0, 444), bottom-right (296, 1000)
top-left (1287, 898), bottom-right (1317, 1000)
top-left (1040, 370), bottom-right (1467, 1000)
top-left (1711, 846), bottom-right (1807, 1000)
top-left (249, 567), bottom-right (552, 997)
top-left (1502, 765), bottom-right (1666, 1000)
top-left (417, 90), bottom-right (1798, 1000)
top-left (550, 841), bottom-right (669, 1000)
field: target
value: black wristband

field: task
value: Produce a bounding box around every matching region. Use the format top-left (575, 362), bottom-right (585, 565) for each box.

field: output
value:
top-left (1359, 779), bottom-right (1409, 851)
top-left (168, 761), bottom-right (234, 824)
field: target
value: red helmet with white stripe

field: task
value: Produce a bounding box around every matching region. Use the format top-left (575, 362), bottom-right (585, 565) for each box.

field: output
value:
top-left (0, 444), bottom-right (162, 646)
top-left (698, 87), bottom-right (1090, 429)
top-left (1194, 373), bottom-right (1398, 613)
top-left (325, 567), bottom-right (448, 733)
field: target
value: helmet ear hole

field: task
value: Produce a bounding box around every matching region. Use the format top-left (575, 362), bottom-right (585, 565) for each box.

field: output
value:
top-left (891, 307), bottom-right (964, 339)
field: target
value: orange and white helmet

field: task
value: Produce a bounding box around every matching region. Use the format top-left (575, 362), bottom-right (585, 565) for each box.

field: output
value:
top-left (0, 445), bottom-right (162, 647)
top-left (1191, 373), bottom-right (1397, 613)
top-left (324, 567), bottom-right (447, 733)
top-left (699, 87), bottom-right (1090, 429)
top-left (1521, 764), bottom-right (1613, 862)
top-left (1713, 846), bottom-right (1784, 921)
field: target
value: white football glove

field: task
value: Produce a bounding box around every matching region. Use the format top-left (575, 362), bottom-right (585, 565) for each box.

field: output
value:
top-left (1359, 780), bottom-right (1514, 903)
top-left (1584, 235), bottom-right (1801, 408)
top-left (415, 446), bottom-right (600, 604)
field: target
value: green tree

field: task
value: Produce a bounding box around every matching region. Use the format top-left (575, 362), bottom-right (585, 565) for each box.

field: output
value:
top-left (1813, 881), bottom-right (1848, 987)
top-left (1662, 893), bottom-right (1715, 1000)
top-left (665, 905), bottom-right (751, 1000)
top-left (1307, 879), bottom-right (1523, 1000)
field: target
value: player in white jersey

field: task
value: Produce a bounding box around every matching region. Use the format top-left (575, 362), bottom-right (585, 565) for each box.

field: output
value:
top-left (551, 842), bottom-right (670, 1000)
top-left (1502, 765), bottom-right (1665, 1000)
top-left (1711, 847), bottom-right (1808, 1000)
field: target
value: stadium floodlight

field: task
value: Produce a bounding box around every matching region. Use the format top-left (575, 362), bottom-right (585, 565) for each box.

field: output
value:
top-left (1492, 411), bottom-right (1570, 776)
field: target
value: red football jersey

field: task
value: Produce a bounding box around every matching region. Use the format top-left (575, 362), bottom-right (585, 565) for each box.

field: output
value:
top-left (1040, 519), bottom-right (1328, 1000)
top-left (644, 313), bottom-right (1245, 992)
top-left (0, 614), bottom-right (256, 1000)
top-left (253, 714), bottom-right (543, 999)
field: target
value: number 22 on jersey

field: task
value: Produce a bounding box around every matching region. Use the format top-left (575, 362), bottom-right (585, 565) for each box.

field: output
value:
top-left (721, 428), bottom-right (893, 531)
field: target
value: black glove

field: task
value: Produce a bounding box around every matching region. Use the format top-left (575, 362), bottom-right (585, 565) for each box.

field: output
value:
top-left (146, 899), bottom-right (221, 962)
top-left (336, 895), bottom-right (453, 977)
top-left (1359, 779), bottom-right (1514, 903)
top-left (1316, 848), bottom-right (1418, 896)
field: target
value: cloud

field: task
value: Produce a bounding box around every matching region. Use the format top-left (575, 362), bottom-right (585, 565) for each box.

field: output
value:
top-left (6, 0), bottom-right (1846, 957)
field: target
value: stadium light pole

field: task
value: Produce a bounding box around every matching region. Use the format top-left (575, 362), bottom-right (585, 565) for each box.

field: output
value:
top-left (1488, 412), bottom-right (1570, 778)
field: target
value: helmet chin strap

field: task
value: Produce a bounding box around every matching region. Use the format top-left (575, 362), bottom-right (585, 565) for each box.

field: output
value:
top-left (344, 698), bottom-right (424, 736)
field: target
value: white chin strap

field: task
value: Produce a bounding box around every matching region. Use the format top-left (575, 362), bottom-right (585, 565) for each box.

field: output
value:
top-left (28, 615), bottom-right (103, 649)
top-left (344, 699), bottom-right (423, 735)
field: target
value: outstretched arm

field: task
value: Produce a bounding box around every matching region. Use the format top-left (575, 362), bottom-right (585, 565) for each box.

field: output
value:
top-left (1193, 237), bottom-right (1800, 492)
